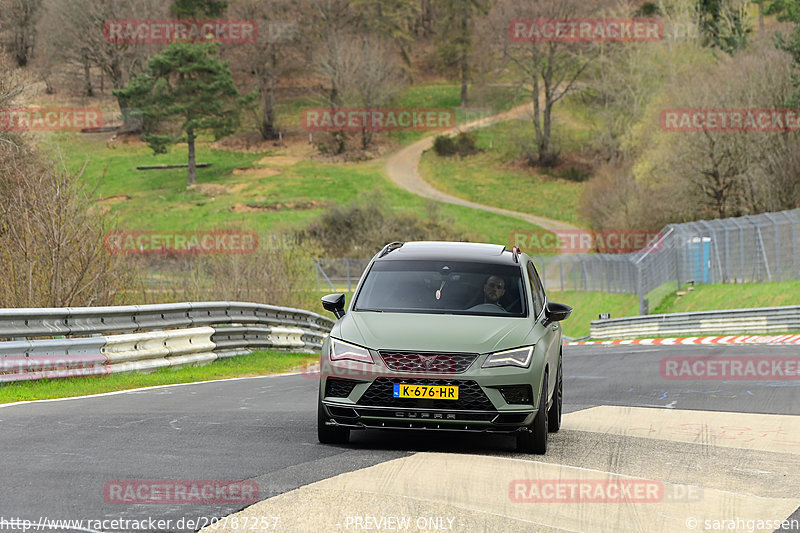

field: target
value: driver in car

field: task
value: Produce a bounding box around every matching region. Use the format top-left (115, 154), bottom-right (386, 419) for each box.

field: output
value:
top-left (482, 275), bottom-right (506, 310)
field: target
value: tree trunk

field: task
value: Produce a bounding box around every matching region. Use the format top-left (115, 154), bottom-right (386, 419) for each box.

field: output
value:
top-left (459, 10), bottom-right (469, 107)
top-left (460, 53), bottom-right (469, 107)
top-left (14, 31), bottom-right (29, 67)
top-left (83, 52), bottom-right (93, 97)
top-left (258, 55), bottom-right (278, 140)
top-left (260, 84), bottom-right (276, 139)
top-left (187, 128), bottom-right (197, 186)
top-left (540, 99), bottom-right (554, 166)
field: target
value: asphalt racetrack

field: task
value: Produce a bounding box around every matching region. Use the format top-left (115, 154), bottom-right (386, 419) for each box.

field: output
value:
top-left (1, 343), bottom-right (798, 533)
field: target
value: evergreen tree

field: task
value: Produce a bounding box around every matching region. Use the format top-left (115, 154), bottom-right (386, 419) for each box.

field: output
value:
top-left (114, 42), bottom-right (252, 186)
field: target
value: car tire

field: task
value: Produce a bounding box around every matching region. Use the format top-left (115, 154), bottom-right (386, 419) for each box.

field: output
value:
top-left (548, 352), bottom-right (563, 433)
top-left (517, 372), bottom-right (548, 454)
top-left (317, 398), bottom-right (349, 445)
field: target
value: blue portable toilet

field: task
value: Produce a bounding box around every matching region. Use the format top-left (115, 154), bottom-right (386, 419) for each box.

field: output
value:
top-left (689, 237), bottom-right (712, 283)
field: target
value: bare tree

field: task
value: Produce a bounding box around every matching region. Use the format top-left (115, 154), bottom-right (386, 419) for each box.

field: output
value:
top-left (0, 0), bottom-right (42, 67)
top-left (485, 0), bottom-right (599, 167)
top-left (632, 39), bottom-right (800, 220)
top-left (0, 52), bottom-right (27, 115)
top-left (314, 34), bottom-right (404, 151)
top-left (0, 54), bottom-right (129, 307)
top-left (436, 0), bottom-right (489, 107)
top-left (350, 37), bottom-right (403, 148)
top-left (312, 0), bottom-right (358, 153)
top-left (583, 1), bottom-right (709, 162)
top-left (0, 146), bottom-right (130, 307)
top-left (351, 0), bottom-right (419, 72)
top-left (39, 0), bottom-right (168, 127)
top-left (228, 0), bottom-right (309, 139)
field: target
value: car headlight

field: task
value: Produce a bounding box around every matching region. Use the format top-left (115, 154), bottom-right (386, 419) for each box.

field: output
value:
top-left (482, 346), bottom-right (534, 369)
top-left (329, 338), bottom-right (374, 364)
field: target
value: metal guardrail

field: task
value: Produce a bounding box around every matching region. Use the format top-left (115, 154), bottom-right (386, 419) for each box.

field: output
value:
top-left (590, 305), bottom-right (800, 340)
top-left (0, 302), bottom-right (334, 382)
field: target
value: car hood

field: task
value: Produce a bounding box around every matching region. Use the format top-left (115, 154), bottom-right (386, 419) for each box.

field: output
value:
top-left (334, 311), bottom-right (536, 354)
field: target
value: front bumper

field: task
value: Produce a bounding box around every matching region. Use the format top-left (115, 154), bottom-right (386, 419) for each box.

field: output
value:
top-left (321, 401), bottom-right (536, 433)
top-left (319, 354), bottom-right (541, 433)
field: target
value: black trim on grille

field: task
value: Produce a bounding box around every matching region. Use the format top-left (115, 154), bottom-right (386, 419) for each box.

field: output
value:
top-left (378, 351), bottom-right (479, 374)
top-left (324, 378), bottom-right (361, 398)
top-left (356, 378), bottom-right (494, 410)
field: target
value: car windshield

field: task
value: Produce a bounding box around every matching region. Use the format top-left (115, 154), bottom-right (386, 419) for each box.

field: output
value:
top-left (353, 260), bottom-right (527, 317)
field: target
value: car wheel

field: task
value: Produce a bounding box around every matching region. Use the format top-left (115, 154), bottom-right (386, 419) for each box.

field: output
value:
top-left (317, 397), bottom-right (349, 445)
top-left (517, 372), bottom-right (548, 454)
top-left (548, 352), bottom-right (562, 433)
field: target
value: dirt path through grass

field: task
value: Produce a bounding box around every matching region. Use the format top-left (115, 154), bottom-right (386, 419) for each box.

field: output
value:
top-left (384, 103), bottom-right (581, 232)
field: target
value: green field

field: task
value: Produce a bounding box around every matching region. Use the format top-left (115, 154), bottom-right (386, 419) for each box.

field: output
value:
top-left (54, 135), bottom-right (535, 244)
top-left (419, 119), bottom-right (585, 226)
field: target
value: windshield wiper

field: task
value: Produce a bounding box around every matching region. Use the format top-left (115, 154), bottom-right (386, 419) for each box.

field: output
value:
top-left (354, 308), bottom-right (384, 312)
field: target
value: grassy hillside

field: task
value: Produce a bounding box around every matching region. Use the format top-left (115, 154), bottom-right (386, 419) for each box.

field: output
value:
top-left (55, 134), bottom-right (536, 245)
top-left (45, 84), bottom-right (537, 245)
top-left (653, 280), bottom-right (800, 314)
top-left (419, 118), bottom-right (586, 227)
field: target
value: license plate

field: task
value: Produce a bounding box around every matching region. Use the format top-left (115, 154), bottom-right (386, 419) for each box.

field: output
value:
top-left (393, 384), bottom-right (459, 400)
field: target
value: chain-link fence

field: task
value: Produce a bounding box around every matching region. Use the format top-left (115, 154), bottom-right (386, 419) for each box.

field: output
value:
top-left (313, 209), bottom-right (800, 316)
top-left (530, 209), bottom-right (800, 314)
top-left (313, 258), bottom-right (372, 292)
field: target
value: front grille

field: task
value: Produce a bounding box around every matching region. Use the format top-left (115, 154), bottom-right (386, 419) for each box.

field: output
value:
top-left (379, 351), bottom-right (478, 374)
top-left (356, 378), bottom-right (494, 410)
top-left (325, 378), bottom-right (361, 398)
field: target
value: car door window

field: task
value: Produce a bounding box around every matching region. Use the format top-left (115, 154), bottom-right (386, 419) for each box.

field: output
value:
top-left (527, 262), bottom-right (545, 318)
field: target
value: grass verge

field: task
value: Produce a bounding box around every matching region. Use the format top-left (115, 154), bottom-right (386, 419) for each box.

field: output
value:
top-left (548, 291), bottom-right (639, 338)
top-left (0, 350), bottom-right (318, 404)
top-left (550, 280), bottom-right (800, 338)
top-left (653, 280), bottom-right (800, 314)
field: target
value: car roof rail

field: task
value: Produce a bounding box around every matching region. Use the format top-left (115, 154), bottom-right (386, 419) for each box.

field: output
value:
top-left (378, 241), bottom-right (404, 258)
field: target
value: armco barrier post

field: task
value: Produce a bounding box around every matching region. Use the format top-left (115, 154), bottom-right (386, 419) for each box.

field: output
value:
top-left (637, 262), bottom-right (646, 316)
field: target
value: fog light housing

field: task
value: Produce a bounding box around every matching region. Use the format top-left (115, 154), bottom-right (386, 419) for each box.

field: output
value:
top-left (496, 385), bottom-right (533, 405)
top-left (324, 378), bottom-right (361, 398)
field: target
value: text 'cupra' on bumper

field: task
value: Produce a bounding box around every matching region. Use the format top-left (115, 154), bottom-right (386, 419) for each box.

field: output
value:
top-left (321, 402), bottom-right (536, 433)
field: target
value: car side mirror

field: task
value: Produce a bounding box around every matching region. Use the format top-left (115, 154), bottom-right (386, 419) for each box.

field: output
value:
top-left (543, 301), bottom-right (572, 326)
top-left (321, 293), bottom-right (346, 319)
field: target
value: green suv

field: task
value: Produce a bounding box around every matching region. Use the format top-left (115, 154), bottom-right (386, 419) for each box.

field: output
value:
top-left (317, 241), bottom-right (571, 454)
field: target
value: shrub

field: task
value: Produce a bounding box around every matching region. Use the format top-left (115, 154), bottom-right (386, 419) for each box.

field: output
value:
top-left (298, 192), bottom-right (471, 258)
top-left (453, 132), bottom-right (479, 157)
top-left (433, 132), bottom-right (479, 158)
top-left (0, 141), bottom-right (133, 307)
top-left (125, 231), bottom-right (317, 308)
top-left (433, 135), bottom-right (457, 156)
